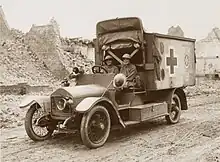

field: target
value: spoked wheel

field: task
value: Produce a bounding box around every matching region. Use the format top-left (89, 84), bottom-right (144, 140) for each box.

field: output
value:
top-left (25, 104), bottom-right (54, 141)
top-left (165, 93), bottom-right (181, 124)
top-left (80, 105), bottom-right (111, 149)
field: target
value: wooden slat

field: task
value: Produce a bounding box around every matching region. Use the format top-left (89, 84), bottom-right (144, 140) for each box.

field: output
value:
top-left (130, 48), bottom-right (140, 58)
top-left (129, 102), bottom-right (166, 109)
top-left (124, 121), bottom-right (140, 126)
top-left (107, 50), bottom-right (123, 64)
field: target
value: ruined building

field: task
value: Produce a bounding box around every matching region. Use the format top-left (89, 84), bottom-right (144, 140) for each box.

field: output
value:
top-left (0, 5), bottom-right (11, 41)
top-left (61, 37), bottom-right (95, 61)
top-left (25, 19), bottom-right (94, 79)
top-left (196, 27), bottom-right (220, 75)
top-left (0, 6), bottom-right (94, 84)
top-left (168, 26), bottom-right (184, 37)
top-left (25, 20), bottom-right (69, 79)
top-left (196, 27), bottom-right (220, 57)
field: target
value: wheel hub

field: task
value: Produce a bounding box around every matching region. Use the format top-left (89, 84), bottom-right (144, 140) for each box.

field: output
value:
top-left (91, 120), bottom-right (105, 130)
top-left (32, 109), bottom-right (50, 136)
top-left (99, 123), bottom-right (105, 130)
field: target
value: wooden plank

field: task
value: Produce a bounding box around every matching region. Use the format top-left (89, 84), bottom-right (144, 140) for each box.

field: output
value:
top-left (130, 48), bottom-right (140, 58)
top-left (124, 121), bottom-right (140, 126)
top-left (129, 102), bottom-right (166, 109)
top-left (107, 50), bottom-right (123, 64)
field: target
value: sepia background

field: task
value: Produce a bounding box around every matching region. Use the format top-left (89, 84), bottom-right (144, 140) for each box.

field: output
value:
top-left (1, 1), bottom-right (220, 161)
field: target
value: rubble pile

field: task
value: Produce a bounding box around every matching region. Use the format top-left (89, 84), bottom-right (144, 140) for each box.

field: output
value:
top-left (59, 50), bottom-right (94, 74)
top-left (0, 18), bottom-right (94, 85)
top-left (0, 92), bottom-right (53, 129)
top-left (49, 18), bottom-right (94, 73)
top-left (0, 95), bottom-right (25, 128)
top-left (1, 5), bottom-right (94, 85)
top-left (0, 29), bottom-right (58, 85)
top-left (185, 79), bottom-right (220, 97)
top-left (26, 19), bottom-right (94, 79)
top-left (0, 16), bottom-right (95, 128)
top-left (60, 37), bottom-right (94, 73)
top-left (61, 37), bottom-right (93, 52)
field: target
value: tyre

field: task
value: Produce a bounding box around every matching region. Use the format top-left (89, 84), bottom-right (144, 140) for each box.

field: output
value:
top-left (165, 93), bottom-right (181, 124)
top-left (25, 104), bottom-right (54, 141)
top-left (80, 105), bottom-right (111, 149)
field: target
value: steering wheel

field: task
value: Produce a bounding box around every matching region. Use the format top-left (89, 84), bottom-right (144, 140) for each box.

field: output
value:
top-left (92, 65), bottom-right (108, 74)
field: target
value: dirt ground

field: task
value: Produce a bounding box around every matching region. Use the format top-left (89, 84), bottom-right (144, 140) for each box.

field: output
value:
top-left (1, 80), bottom-right (220, 162)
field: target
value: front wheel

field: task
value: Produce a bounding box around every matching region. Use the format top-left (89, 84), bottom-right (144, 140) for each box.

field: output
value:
top-left (25, 104), bottom-right (54, 141)
top-left (165, 93), bottom-right (181, 124)
top-left (80, 105), bottom-right (111, 149)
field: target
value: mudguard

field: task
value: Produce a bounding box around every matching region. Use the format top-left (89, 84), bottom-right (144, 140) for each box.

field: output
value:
top-left (19, 95), bottom-right (51, 112)
top-left (75, 97), bottom-right (125, 127)
top-left (175, 88), bottom-right (188, 110)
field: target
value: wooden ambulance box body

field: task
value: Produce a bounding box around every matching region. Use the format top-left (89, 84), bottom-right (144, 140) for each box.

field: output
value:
top-left (144, 33), bottom-right (196, 90)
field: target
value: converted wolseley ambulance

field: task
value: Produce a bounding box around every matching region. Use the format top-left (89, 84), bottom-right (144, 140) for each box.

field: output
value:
top-left (20, 17), bottom-right (196, 149)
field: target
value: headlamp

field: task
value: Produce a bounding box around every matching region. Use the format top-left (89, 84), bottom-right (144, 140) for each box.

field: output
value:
top-left (55, 98), bottom-right (67, 111)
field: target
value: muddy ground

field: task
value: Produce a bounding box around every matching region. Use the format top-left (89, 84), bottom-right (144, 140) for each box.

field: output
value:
top-left (1, 80), bottom-right (220, 162)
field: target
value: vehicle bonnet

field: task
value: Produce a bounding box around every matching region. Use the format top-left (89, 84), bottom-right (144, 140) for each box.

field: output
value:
top-left (50, 84), bottom-right (107, 98)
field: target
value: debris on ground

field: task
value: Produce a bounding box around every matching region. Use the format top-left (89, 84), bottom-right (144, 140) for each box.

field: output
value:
top-left (185, 79), bottom-right (220, 97)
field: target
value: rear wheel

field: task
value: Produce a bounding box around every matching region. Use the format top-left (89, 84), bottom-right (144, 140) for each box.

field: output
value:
top-left (25, 104), bottom-right (54, 141)
top-left (165, 93), bottom-right (181, 124)
top-left (80, 105), bottom-right (111, 149)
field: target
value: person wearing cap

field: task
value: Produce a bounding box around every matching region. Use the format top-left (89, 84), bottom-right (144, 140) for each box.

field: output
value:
top-left (102, 55), bottom-right (119, 74)
top-left (120, 53), bottom-right (137, 87)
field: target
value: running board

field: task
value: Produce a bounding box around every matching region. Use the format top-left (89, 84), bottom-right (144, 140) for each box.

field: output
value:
top-left (124, 121), bottom-right (140, 126)
top-left (118, 104), bottom-right (130, 110)
top-left (111, 121), bottom-right (141, 130)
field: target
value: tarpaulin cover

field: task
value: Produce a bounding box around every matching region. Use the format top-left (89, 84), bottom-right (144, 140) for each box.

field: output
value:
top-left (98, 30), bottom-right (142, 47)
top-left (109, 42), bottom-right (133, 50)
top-left (96, 17), bottom-right (143, 35)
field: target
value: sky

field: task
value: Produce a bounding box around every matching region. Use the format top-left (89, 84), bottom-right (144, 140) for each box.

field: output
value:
top-left (1, 0), bottom-right (220, 40)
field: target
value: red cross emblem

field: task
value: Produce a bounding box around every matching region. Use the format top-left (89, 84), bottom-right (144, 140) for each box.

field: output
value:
top-left (166, 49), bottom-right (177, 74)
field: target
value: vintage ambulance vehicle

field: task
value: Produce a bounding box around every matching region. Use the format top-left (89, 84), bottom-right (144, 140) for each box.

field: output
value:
top-left (20, 17), bottom-right (196, 149)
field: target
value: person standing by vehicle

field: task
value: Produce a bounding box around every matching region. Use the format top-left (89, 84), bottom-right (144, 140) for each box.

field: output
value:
top-left (102, 55), bottom-right (119, 74)
top-left (120, 53), bottom-right (137, 87)
top-left (62, 67), bottom-right (84, 86)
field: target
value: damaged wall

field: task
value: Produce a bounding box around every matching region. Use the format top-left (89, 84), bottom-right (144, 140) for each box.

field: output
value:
top-left (69, 42), bottom-right (94, 61)
top-left (196, 27), bottom-right (220, 57)
top-left (196, 28), bottom-right (220, 75)
top-left (25, 23), bottom-right (69, 79)
top-left (25, 19), bottom-right (95, 79)
top-left (196, 56), bottom-right (220, 75)
top-left (168, 26), bottom-right (184, 37)
top-left (0, 7), bottom-right (93, 85)
top-left (0, 30), bottom-right (58, 85)
top-left (62, 38), bottom-right (95, 61)
top-left (0, 5), bottom-right (11, 41)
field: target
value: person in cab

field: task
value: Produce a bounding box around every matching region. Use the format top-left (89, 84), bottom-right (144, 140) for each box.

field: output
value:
top-left (102, 55), bottom-right (119, 74)
top-left (120, 53), bottom-right (138, 88)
